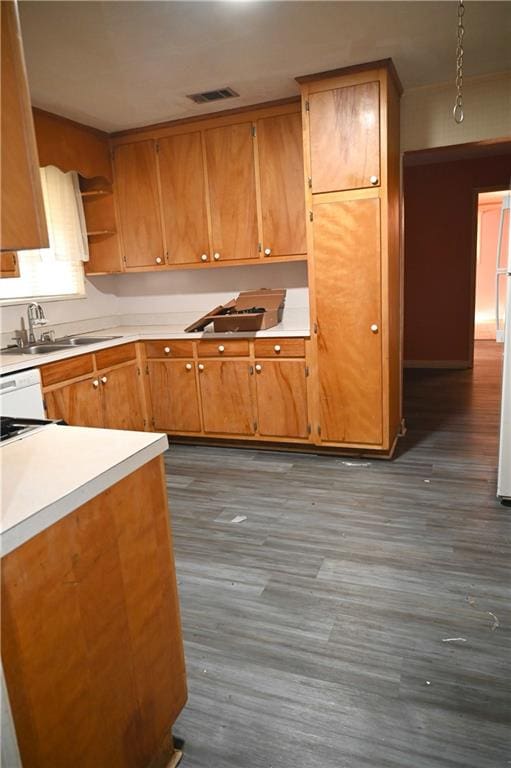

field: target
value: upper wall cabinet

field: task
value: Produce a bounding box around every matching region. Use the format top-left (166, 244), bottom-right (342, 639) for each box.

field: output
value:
top-left (1, 0), bottom-right (48, 251)
top-left (204, 122), bottom-right (259, 262)
top-left (257, 112), bottom-right (307, 258)
top-left (113, 140), bottom-right (166, 269)
top-left (308, 81), bottom-right (380, 193)
top-left (158, 132), bottom-right (210, 266)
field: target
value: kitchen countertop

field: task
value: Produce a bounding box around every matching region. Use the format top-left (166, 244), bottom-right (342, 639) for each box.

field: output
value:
top-left (0, 317), bottom-right (310, 375)
top-left (1, 424), bottom-right (168, 556)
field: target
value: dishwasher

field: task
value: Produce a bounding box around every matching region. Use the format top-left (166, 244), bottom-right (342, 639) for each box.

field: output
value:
top-left (0, 369), bottom-right (45, 419)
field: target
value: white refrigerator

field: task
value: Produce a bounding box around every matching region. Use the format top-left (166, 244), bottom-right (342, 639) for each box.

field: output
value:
top-left (497, 191), bottom-right (511, 501)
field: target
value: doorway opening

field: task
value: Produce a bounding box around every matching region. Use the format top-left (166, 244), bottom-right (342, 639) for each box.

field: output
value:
top-left (474, 189), bottom-right (509, 342)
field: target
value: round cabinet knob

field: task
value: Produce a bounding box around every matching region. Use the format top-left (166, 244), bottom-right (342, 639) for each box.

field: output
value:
top-left (156, 256), bottom-right (162, 264)
top-left (218, 345), bottom-right (225, 353)
top-left (264, 247), bottom-right (272, 256)
top-left (200, 254), bottom-right (208, 262)
top-left (370, 175), bottom-right (379, 185)
top-left (198, 364), bottom-right (205, 371)
top-left (101, 376), bottom-right (108, 384)
top-left (92, 379), bottom-right (99, 388)
top-left (164, 346), bottom-right (171, 354)
top-left (185, 363), bottom-right (192, 371)
top-left (274, 344), bottom-right (281, 353)
top-left (255, 364), bottom-right (262, 372)
top-left (370, 324), bottom-right (379, 333)
top-left (213, 252), bottom-right (220, 261)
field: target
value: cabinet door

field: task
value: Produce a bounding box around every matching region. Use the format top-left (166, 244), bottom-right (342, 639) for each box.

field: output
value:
top-left (148, 360), bottom-right (201, 433)
top-left (45, 378), bottom-right (103, 427)
top-left (0, 252), bottom-right (20, 278)
top-left (158, 132), bottom-right (210, 265)
top-left (313, 197), bottom-right (382, 445)
top-left (204, 123), bottom-right (258, 262)
top-left (309, 81), bottom-right (380, 193)
top-left (257, 112), bottom-right (307, 257)
top-left (198, 361), bottom-right (254, 435)
top-left (114, 141), bottom-right (165, 268)
top-left (1, 2), bottom-right (48, 252)
top-left (255, 360), bottom-right (308, 438)
top-left (101, 363), bottom-right (145, 431)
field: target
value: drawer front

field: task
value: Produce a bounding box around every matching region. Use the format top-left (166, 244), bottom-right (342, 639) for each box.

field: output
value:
top-left (145, 340), bottom-right (195, 359)
top-left (254, 338), bottom-right (306, 358)
top-left (198, 340), bottom-right (250, 357)
top-left (41, 354), bottom-right (94, 387)
top-left (95, 343), bottom-right (137, 369)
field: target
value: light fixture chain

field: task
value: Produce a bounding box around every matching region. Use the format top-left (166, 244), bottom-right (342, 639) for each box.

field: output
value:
top-left (453, 0), bottom-right (465, 123)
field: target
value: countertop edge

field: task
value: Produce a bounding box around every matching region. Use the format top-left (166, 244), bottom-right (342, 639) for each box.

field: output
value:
top-left (1, 432), bottom-right (169, 557)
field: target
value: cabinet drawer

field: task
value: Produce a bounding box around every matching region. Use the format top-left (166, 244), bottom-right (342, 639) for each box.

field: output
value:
top-left (145, 340), bottom-right (195, 358)
top-left (95, 343), bottom-right (137, 369)
top-left (254, 338), bottom-right (306, 358)
top-left (41, 354), bottom-right (94, 387)
top-left (197, 339), bottom-right (250, 357)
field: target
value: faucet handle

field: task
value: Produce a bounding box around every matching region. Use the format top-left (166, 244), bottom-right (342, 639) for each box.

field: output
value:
top-left (40, 330), bottom-right (55, 343)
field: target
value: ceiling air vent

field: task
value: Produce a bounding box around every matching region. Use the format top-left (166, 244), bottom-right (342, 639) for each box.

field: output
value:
top-left (187, 87), bottom-right (240, 105)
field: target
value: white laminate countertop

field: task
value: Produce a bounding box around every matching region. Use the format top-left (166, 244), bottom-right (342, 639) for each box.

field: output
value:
top-left (1, 424), bottom-right (169, 556)
top-left (0, 316), bottom-right (310, 375)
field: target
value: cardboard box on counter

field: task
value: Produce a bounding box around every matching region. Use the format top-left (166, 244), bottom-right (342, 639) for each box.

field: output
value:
top-left (185, 289), bottom-right (286, 333)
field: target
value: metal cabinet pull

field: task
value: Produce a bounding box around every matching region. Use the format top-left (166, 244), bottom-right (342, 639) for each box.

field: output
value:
top-left (370, 324), bottom-right (379, 333)
top-left (218, 345), bottom-right (225, 353)
top-left (164, 346), bottom-right (171, 354)
top-left (155, 256), bottom-right (162, 264)
top-left (213, 252), bottom-right (220, 261)
top-left (185, 363), bottom-right (192, 371)
top-left (101, 376), bottom-right (108, 384)
top-left (370, 175), bottom-right (379, 185)
top-left (274, 344), bottom-right (281, 353)
top-left (264, 247), bottom-right (272, 256)
top-left (200, 254), bottom-right (208, 262)
top-left (92, 379), bottom-right (99, 388)
top-left (198, 364), bottom-right (205, 371)
top-left (255, 364), bottom-right (262, 372)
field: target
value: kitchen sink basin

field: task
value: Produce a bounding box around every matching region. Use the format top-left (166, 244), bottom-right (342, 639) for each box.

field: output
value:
top-left (57, 335), bottom-right (121, 345)
top-left (14, 344), bottom-right (75, 355)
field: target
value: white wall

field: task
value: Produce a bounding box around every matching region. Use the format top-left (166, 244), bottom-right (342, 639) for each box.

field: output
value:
top-left (0, 276), bottom-right (119, 344)
top-left (114, 261), bottom-right (308, 319)
top-left (401, 71), bottom-right (511, 152)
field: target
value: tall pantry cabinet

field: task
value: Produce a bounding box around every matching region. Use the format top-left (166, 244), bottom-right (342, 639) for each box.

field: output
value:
top-left (298, 60), bottom-right (402, 453)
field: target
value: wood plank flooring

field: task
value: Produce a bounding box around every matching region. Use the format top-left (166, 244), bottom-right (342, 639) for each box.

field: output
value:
top-left (164, 341), bottom-right (510, 768)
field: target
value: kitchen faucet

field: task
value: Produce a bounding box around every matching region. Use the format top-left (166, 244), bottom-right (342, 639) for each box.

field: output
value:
top-left (27, 303), bottom-right (48, 343)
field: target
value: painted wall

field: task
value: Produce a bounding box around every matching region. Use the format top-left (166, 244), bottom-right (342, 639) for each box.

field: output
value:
top-left (404, 152), bottom-right (511, 365)
top-left (401, 72), bottom-right (511, 152)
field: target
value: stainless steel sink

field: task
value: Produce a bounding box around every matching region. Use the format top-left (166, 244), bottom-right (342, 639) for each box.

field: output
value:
top-left (3, 344), bottom-right (75, 355)
top-left (57, 335), bottom-right (121, 345)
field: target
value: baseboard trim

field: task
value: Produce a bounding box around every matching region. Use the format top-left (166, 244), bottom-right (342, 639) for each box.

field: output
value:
top-left (404, 360), bottom-right (470, 369)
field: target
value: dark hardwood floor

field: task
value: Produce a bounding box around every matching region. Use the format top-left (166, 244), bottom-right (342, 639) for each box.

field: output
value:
top-left (165, 341), bottom-right (510, 768)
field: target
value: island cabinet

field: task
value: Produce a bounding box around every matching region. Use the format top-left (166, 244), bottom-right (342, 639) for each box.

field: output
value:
top-left (42, 344), bottom-right (147, 431)
top-left (109, 101), bottom-right (307, 271)
top-left (1, 0), bottom-right (48, 252)
top-left (1, 452), bottom-right (187, 768)
top-left (298, 59), bottom-right (402, 454)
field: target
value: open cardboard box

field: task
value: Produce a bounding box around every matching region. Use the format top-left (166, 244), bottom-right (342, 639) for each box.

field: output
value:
top-left (185, 289), bottom-right (286, 333)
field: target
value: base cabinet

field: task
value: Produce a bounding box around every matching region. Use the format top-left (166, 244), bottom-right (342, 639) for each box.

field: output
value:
top-left (101, 363), bottom-right (145, 431)
top-left (45, 376), bottom-right (104, 428)
top-left (148, 359), bottom-right (201, 432)
top-left (254, 360), bottom-right (309, 438)
top-left (1, 456), bottom-right (187, 768)
top-left (198, 360), bottom-right (255, 435)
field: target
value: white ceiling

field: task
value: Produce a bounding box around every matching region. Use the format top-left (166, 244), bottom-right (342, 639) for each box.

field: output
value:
top-left (18, 0), bottom-right (511, 133)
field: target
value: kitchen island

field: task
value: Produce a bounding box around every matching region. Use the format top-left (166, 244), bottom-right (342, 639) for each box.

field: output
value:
top-left (1, 424), bottom-right (187, 768)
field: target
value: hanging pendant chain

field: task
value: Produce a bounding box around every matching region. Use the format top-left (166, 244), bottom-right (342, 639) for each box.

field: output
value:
top-left (453, 0), bottom-right (465, 123)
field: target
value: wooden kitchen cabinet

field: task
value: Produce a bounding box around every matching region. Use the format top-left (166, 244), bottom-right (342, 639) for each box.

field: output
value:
top-left (257, 111), bottom-right (307, 257)
top-left (100, 363), bottom-right (146, 431)
top-left (2, 456), bottom-right (187, 768)
top-left (198, 360), bottom-right (255, 435)
top-left (313, 196), bottom-right (382, 444)
top-left (113, 140), bottom-right (165, 268)
top-left (204, 122), bottom-right (259, 262)
top-left (158, 132), bottom-right (210, 265)
top-left (299, 60), bottom-right (402, 453)
top-left (0, 252), bottom-right (20, 278)
top-left (308, 80), bottom-right (380, 193)
top-left (148, 359), bottom-right (202, 433)
top-left (255, 360), bottom-right (309, 438)
top-left (42, 345), bottom-right (146, 431)
top-left (44, 376), bottom-right (104, 428)
top-left (1, 0), bottom-right (48, 252)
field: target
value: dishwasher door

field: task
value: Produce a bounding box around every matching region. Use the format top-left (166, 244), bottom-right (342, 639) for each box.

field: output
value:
top-left (0, 369), bottom-right (45, 418)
